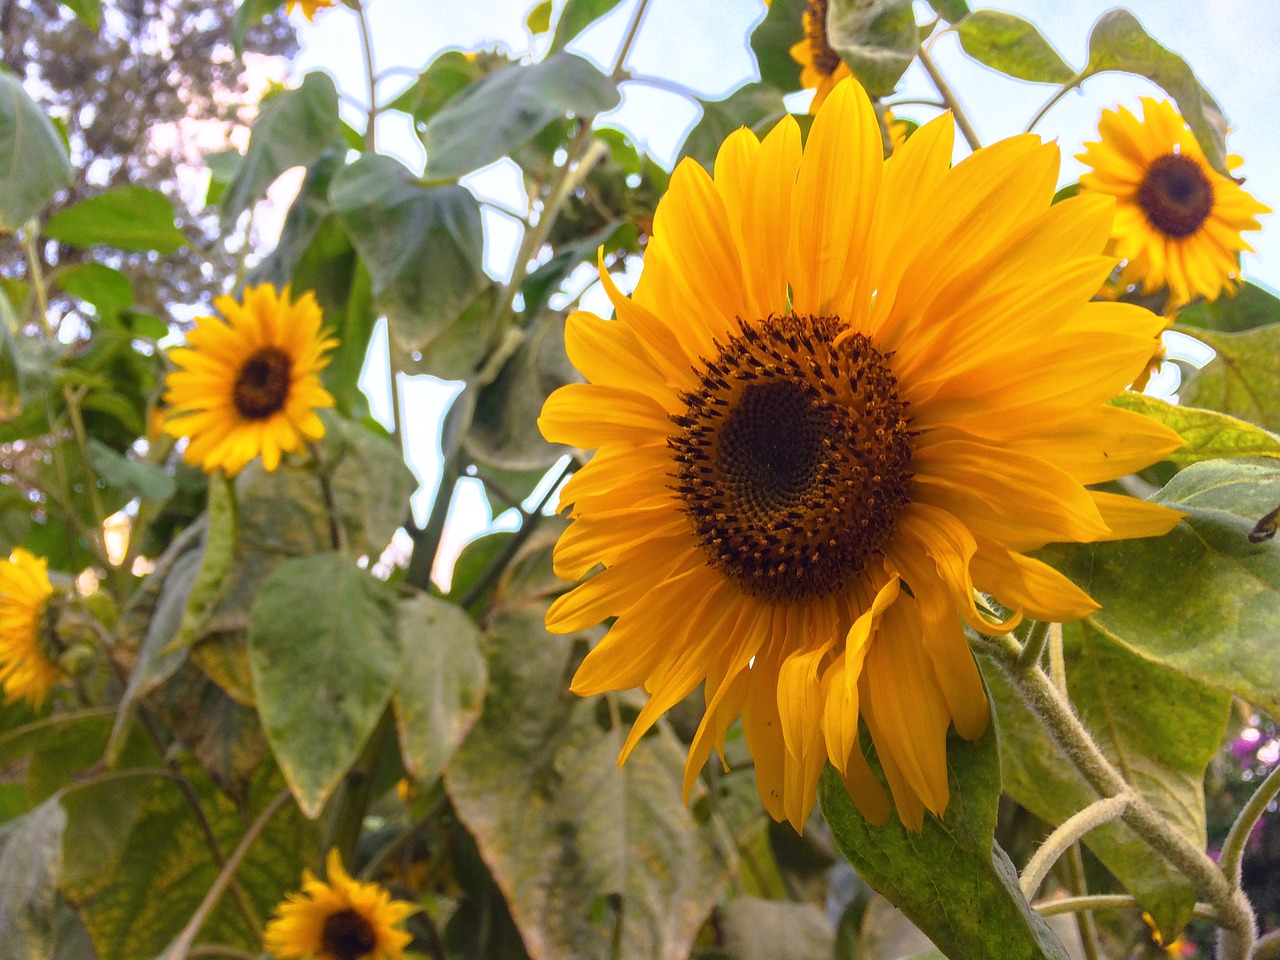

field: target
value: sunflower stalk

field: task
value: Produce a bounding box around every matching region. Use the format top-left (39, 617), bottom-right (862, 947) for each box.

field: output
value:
top-left (1220, 760), bottom-right (1280, 889)
top-left (990, 635), bottom-right (1258, 958)
top-left (1018, 793), bottom-right (1132, 899)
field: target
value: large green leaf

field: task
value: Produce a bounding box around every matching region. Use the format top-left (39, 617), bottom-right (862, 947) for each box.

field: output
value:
top-left (678, 83), bottom-right (788, 172)
top-left (220, 72), bottom-right (340, 227)
top-left (750, 0), bottom-right (806, 92)
top-left (445, 609), bottom-right (729, 960)
top-left (422, 52), bottom-right (619, 181)
top-left (0, 797), bottom-right (65, 960)
top-left (827, 0), bottom-right (919, 98)
top-left (548, 0), bottom-right (626, 53)
top-left (1109, 393), bottom-right (1280, 465)
top-left (0, 72), bottom-right (72, 230)
top-left (387, 50), bottom-right (509, 130)
top-left (1177, 323), bottom-right (1280, 431)
top-left (43, 186), bottom-right (186, 253)
top-left (322, 414), bottom-right (417, 557)
top-left (956, 10), bottom-right (1075, 84)
top-left (59, 0), bottom-right (100, 31)
top-left (392, 594), bottom-right (487, 785)
top-left (87, 439), bottom-right (176, 503)
top-left (80, 765), bottom-right (310, 960)
top-left (1039, 458), bottom-right (1280, 718)
top-left (247, 552), bottom-right (399, 817)
top-left (329, 153), bottom-right (488, 353)
top-left (1081, 9), bottom-right (1227, 174)
top-left (820, 727), bottom-right (1069, 960)
top-left (985, 622), bottom-right (1228, 937)
top-left (56, 263), bottom-right (135, 318)
top-left (1177, 282), bottom-right (1280, 333)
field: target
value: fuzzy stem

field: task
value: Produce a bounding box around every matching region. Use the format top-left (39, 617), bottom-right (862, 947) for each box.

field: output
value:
top-left (1221, 761), bottom-right (1280, 889)
top-left (1019, 794), bottom-right (1132, 899)
top-left (1033, 894), bottom-right (1219, 925)
top-left (1015, 619), bottom-right (1053, 671)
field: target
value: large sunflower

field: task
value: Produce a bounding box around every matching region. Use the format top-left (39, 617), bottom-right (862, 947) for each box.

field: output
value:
top-left (790, 0), bottom-right (852, 113)
top-left (539, 78), bottom-right (1185, 833)
top-left (0, 548), bottom-right (61, 707)
top-left (163, 284), bottom-right (336, 476)
top-left (264, 850), bottom-right (416, 960)
top-left (1077, 98), bottom-right (1269, 309)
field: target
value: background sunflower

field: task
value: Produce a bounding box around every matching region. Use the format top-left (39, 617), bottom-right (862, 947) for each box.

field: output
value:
top-left (0, 548), bottom-right (60, 707)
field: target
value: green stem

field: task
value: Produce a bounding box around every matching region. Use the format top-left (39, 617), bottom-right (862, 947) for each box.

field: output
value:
top-left (1033, 894), bottom-right (1219, 925)
top-left (1221, 761), bottom-right (1280, 889)
top-left (162, 789), bottom-right (293, 960)
top-left (355, 0), bottom-right (378, 152)
top-left (610, 0), bottom-right (654, 80)
top-left (1024, 77), bottom-right (1084, 134)
top-left (322, 708), bottom-right (395, 867)
top-left (1255, 929), bottom-right (1280, 960)
top-left (1064, 844), bottom-right (1104, 960)
top-left (1015, 619), bottom-right (1052, 671)
top-left (988, 635), bottom-right (1257, 957)
top-left (404, 454), bottom-right (460, 592)
top-left (917, 42), bottom-right (981, 151)
top-left (1019, 793), bottom-right (1131, 898)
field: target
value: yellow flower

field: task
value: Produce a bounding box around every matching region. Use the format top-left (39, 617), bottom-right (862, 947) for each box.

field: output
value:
top-left (1077, 98), bottom-right (1270, 309)
top-left (790, 0), bottom-right (852, 113)
top-left (162, 284), bottom-right (336, 477)
top-left (264, 850), bottom-right (416, 960)
top-left (0, 549), bottom-right (61, 707)
top-left (284, 0), bottom-right (337, 21)
top-left (538, 78), bottom-right (1185, 833)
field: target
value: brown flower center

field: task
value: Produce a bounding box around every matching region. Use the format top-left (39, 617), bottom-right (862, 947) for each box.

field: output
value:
top-left (232, 346), bottom-right (293, 420)
top-left (670, 315), bottom-right (913, 603)
top-left (804, 0), bottom-right (842, 77)
top-left (1137, 153), bottom-right (1214, 239)
top-left (320, 907), bottom-right (378, 960)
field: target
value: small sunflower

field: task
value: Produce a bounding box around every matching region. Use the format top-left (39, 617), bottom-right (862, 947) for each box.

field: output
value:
top-left (790, 0), bottom-right (851, 113)
top-left (539, 77), bottom-right (1185, 833)
top-left (1078, 98), bottom-right (1270, 309)
top-left (162, 284), bottom-right (336, 476)
top-left (0, 548), bottom-right (61, 707)
top-left (264, 850), bottom-right (416, 960)
top-left (284, 0), bottom-right (337, 21)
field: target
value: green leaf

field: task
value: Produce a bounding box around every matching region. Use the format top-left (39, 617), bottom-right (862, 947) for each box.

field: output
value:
top-left (1039, 458), bottom-right (1280, 719)
top-left (466, 320), bottom-right (577, 471)
top-left (0, 72), bottom-right (72, 230)
top-left (526, 0), bottom-right (552, 33)
top-left (81, 765), bottom-right (310, 959)
top-left (202, 148), bottom-right (242, 208)
top-left (1082, 9), bottom-right (1228, 174)
top-left (956, 11), bottom-right (1075, 84)
top-left (521, 221), bottom-right (628, 320)
top-left (398, 283), bottom-right (500, 382)
top-left (323, 413), bottom-right (418, 556)
top-left (827, 0), bottom-right (919, 99)
top-left (1176, 282), bottom-right (1280, 333)
top-left (0, 287), bottom-right (19, 422)
top-left (329, 153), bottom-right (488, 353)
top-left (549, 0), bottom-right (626, 54)
top-left (750, 0), bottom-right (807, 93)
top-left (1178, 323), bottom-right (1280, 431)
top-left (247, 552), bottom-right (399, 817)
top-left (44, 186), bottom-right (186, 253)
top-left (678, 83), bottom-right (788, 172)
top-left (445, 609), bottom-right (729, 960)
top-left (821, 726), bottom-right (1070, 960)
top-left (87, 439), bottom-right (175, 502)
top-left (0, 798), bottom-right (65, 958)
top-left (387, 51), bottom-right (500, 129)
top-left (59, 0), bottom-right (101, 31)
top-left (985, 623), bottom-right (1228, 936)
top-left (924, 0), bottom-right (967, 23)
top-left (422, 52), bottom-right (619, 181)
top-left (231, 0), bottom-right (278, 57)
top-left (392, 594), bottom-right (487, 785)
top-left (220, 71), bottom-right (341, 228)
top-left (56, 263), bottom-right (135, 317)
top-left (1109, 393), bottom-right (1280, 465)
top-left (721, 898), bottom-right (833, 960)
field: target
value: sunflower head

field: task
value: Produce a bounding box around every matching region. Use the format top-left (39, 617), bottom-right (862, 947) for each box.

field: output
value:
top-left (1077, 98), bottom-right (1270, 309)
top-left (539, 77), bottom-right (1185, 834)
top-left (0, 548), bottom-right (62, 708)
top-left (789, 0), bottom-right (852, 113)
top-left (264, 849), bottom-right (417, 960)
top-left (162, 284), bottom-right (337, 477)
top-left (284, 0), bottom-right (337, 21)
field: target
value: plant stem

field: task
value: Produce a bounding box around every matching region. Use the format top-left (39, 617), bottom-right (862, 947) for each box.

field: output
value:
top-left (405, 454), bottom-right (460, 592)
top-left (1019, 793), bottom-right (1131, 898)
top-left (988, 635), bottom-right (1257, 958)
top-left (458, 457), bottom-right (574, 611)
top-left (917, 42), bottom-right (981, 150)
top-left (610, 0), bottom-right (654, 80)
top-left (355, 0), bottom-right (378, 152)
top-left (162, 789), bottom-right (293, 960)
top-left (1221, 761), bottom-right (1280, 888)
top-left (1033, 894), bottom-right (1219, 924)
top-left (1255, 929), bottom-right (1280, 960)
top-left (1015, 619), bottom-right (1052, 670)
top-left (1024, 77), bottom-right (1084, 134)
top-left (322, 708), bottom-right (395, 866)
top-left (1064, 844), bottom-right (1103, 960)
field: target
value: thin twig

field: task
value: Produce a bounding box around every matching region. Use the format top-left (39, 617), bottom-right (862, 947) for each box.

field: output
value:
top-left (610, 0), bottom-right (654, 80)
top-left (1221, 761), bottom-right (1280, 889)
top-left (355, 0), bottom-right (378, 151)
top-left (917, 42), bottom-right (981, 150)
top-left (1065, 844), bottom-right (1104, 960)
top-left (1033, 894), bottom-right (1219, 925)
top-left (1024, 78), bottom-right (1084, 134)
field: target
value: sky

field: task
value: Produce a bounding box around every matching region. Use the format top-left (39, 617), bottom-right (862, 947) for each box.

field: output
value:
top-left (279, 0), bottom-right (1280, 581)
